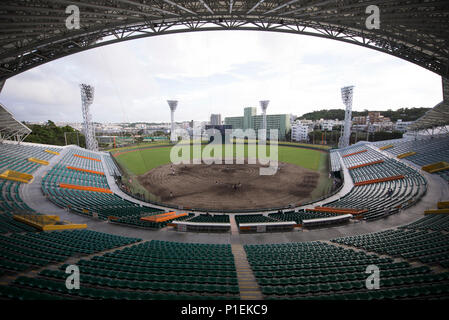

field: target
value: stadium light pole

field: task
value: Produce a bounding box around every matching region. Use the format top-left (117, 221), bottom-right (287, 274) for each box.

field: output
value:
top-left (338, 86), bottom-right (355, 148)
top-left (80, 83), bottom-right (97, 151)
top-left (259, 100), bottom-right (269, 141)
top-left (167, 100), bottom-right (178, 143)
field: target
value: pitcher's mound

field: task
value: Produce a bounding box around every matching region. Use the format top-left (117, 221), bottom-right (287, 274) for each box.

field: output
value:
top-left (138, 162), bottom-right (320, 210)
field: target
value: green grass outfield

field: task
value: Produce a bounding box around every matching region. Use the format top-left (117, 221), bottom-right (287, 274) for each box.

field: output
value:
top-left (113, 143), bottom-right (328, 176)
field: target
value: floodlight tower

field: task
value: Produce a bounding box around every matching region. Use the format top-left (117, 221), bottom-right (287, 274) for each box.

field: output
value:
top-left (167, 100), bottom-right (178, 142)
top-left (338, 86), bottom-right (355, 149)
top-left (80, 84), bottom-right (98, 151)
top-left (259, 100), bottom-right (270, 141)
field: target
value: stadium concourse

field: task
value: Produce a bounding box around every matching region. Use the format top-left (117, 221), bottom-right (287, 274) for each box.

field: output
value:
top-left (1, 133), bottom-right (449, 300)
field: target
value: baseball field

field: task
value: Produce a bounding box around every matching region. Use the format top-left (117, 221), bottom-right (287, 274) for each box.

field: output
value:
top-left (111, 143), bottom-right (328, 175)
top-left (111, 143), bottom-right (333, 210)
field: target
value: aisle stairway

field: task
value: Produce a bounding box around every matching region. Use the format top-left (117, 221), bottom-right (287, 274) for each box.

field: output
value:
top-left (231, 244), bottom-right (263, 300)
top-left (230, 215), bottom-right (239, 235)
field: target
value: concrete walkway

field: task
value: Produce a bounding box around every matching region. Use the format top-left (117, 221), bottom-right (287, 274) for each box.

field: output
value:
top-left (229, 215), bottom-right (239, 235)
top-left (231, 244), bottom-right (263, 300)
top-left (19, 146), bottom-right (69, 215)
top-left (19, 146), bottom-right (101, 227)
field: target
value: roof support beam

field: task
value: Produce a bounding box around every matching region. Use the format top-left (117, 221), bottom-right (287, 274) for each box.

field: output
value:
top-left (264, 0), bottom-right (301, 14)
top-left (114, 0), bottom-right (179, 16)
top-left (161, 0), bottom-right (197, 15)
top-left (0, 1), bottom-right (447, 81)
top-left (198, 0), bottom-right (214, 14)
top-left (247, 0), bottom-right (265, 14)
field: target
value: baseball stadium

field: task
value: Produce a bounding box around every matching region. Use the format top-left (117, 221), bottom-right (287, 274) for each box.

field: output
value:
top-left (0, 0), bottom-right (449, 308)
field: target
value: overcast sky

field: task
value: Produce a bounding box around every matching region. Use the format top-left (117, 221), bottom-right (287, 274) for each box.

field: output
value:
top-left (0, 30), bottom-right (443, 123)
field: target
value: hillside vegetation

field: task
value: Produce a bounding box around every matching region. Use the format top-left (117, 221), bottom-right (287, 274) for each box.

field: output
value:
top-left (24, 120), bottom-right (86, 147)
top-left (299, 107), bottom-right (430, 122)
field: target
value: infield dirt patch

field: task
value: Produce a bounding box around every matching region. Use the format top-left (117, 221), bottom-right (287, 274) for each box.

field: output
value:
top-left (138, 161), bottom-right (320, 210)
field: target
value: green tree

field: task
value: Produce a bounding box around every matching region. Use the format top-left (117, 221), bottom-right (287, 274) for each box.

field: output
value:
top-left (24, 120), bottom-right (86, 147)
top-left (299, 107), bottom-right (429, 122)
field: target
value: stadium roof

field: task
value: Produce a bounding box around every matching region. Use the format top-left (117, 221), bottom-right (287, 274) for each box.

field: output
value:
top-left (407, 101), bottom-right (449, 131)
top-left (0, 0), bottom-right (448, 82)
top-left (407, 77), bottom-right (449, 131)
top-left (0, 103), bottom-right (31, 141)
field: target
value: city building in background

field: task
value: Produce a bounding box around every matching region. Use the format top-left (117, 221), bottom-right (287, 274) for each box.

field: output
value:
top-left (225, 107), bottom-right (291, 140)
top-left (291, 121), bottom-right (311, 142)
top-left (210, 114), bottom-right (222, 126)
top-left (352, 111), bottom-right (394, 132)
top-left (395, 119), bottom-right (413, 132)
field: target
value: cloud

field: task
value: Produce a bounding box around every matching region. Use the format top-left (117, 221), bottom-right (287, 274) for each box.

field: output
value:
top-left (0, 30), bottom-right (443, 123)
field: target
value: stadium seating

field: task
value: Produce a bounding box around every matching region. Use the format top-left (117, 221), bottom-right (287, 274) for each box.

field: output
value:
top-left (332, 229), bottom-right (449, 267)
top-left (348, 158), bottom-right (417, 184)
top-left (112, 213), bottom-right (193, 229)
top-left (0, 284), bottom-right (65, 300)
top-left (3, 240), bottom-right (239, 300)
top-left (0, 229), bottom-right (140, 274)
top-left (268, 210), bottom-right (337, 224)
top-left (1, 137), bottom-right (449, 301)
top-left (63, 149), bottom-right (104, 171)
top-left (0, 143), bottom-right (63, 232)
top-left (0, 212), bottom-right (36, 234)
top-left (0, 143), bottom-right (61, 175)
top-left (235, 214), bottom-right (279, 226)
top-left (103, 153), bottom-right (121, 176)
top-left (399, 214), bottom-right (449, 232)
top-left (188, 214), bottom-right (230, 223)
top-left (328, 144), bottom-right (427, 220)
top-left (340, 144), bottom-right (387, 168)
top-left (1, 180), bottom-right (35, 214)
top-left (42, 147), bottom-right (167, 225)
top-left (373, 136), bottom-right (449, 182)
top-left (43, 186), bottom-right (164, 220)
top-left (245, 241), bottom-right (449, 299)
top-left (45, 164), bottom-right (109, 189)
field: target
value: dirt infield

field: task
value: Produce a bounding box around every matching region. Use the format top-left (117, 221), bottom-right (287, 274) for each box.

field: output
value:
top-left (138, 161), bottom-right (321, 210)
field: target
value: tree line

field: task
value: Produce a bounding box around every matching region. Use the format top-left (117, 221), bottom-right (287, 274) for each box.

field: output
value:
top-left (299, 107), bottom-right (430, 122)
top-left (23, 120), bottom-right (86, 147)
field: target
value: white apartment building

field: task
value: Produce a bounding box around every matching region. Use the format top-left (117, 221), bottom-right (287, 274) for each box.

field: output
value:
top-left (394, 119), bottom-right (413, 132)
top-left (320, 121), bottom-right (334, 131)
top-left (291, 122), bottom-right (311, 142)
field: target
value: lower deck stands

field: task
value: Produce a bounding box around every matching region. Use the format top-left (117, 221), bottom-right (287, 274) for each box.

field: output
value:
top-left (43, 185), bottom-right (164, 220)
top-left (399, 214), bottom-right (449, 232)
top-left (269, 210), bottom-right (337, 224)
top-left (245, 241), bottom-right (449, 300)
top-left (332, 229), bottom-right (449, 267)
top-left (0, 230), bottom-right (140, 275)
top-left (2, 240), bottom-right (240, 300)
top-left (234, 214), bottom-right (295, 233)
top-left (323, 176), bottom-right (426, 221)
